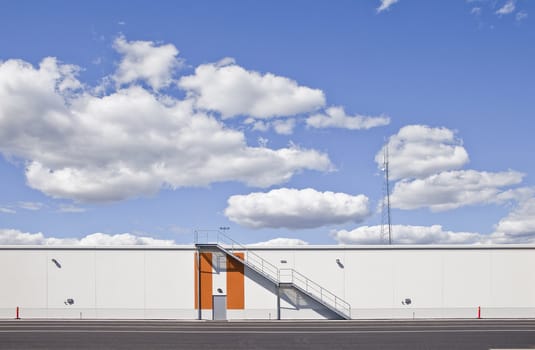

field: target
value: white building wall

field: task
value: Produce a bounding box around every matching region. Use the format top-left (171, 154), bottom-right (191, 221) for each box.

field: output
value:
top-left (487, 250), bottom-right (535, 317)
top-left (211, 252), bottom-right (227, 295)
top-left (0, 251), bottom-right (47, 318)
top-left (144, 250), bottom-right (195, 319)
top-left (0, 248), bottom-right (196, 319)
top-left (47, 250), bottom-right (96, 318)
top-left (246, 247), bottom-right (535, 319)
top-left (1, 245), bottom-right (534, 320)
top-left (242, 266), bottom-right (278, 320)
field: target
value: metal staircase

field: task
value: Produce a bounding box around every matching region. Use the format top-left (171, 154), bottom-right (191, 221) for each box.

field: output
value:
top-left (194, 230), bottom-right (351, 320)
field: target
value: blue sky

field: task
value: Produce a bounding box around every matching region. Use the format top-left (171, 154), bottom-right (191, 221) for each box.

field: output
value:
top-left (1, 0), bottom-right (534, 245)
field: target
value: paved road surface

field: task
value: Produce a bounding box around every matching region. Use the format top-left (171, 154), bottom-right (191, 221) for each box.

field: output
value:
top-left (0, 319), bottom-right (534, 349)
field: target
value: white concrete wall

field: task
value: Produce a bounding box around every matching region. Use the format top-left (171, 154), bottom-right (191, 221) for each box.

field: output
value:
top-left (1, 246), bottom-right (534, 319)
top-left (211, 252), bottom-right (227, 295)
top-left (0, 248), bottom-right (196, 319)
top-left (246, 247), bottom-right (535, 319)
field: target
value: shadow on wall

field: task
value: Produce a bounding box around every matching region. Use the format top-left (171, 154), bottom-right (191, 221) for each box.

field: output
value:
top-left (245, 265), bottom-right (339, 320)
top-left (279, 286), bottom-right (339, 319)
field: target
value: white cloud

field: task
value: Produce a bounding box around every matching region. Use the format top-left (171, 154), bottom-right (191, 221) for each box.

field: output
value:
top-left (112, 36), bottom-right (181, 90)
top-left (332, 225), bottom-right (485, 245)
top-left (272, 119), bottom-right (296, 135)
top-left (0, 208), bottom-right (16, 214)
top-left (0, 56), bottom-right (332, 202)
top-left (77, 232), bottom-right (174, 245)
top-left (493, 198), bottom-right (535, 242)
top-left (377, 0), bottom-right (399, 13)
top-left (516, 11), bottom-right (528, 21)
top-left (225, 188), bottom-right (370, 229)
top-left (0, 228), bottom-right (175, 245)
top-left (249, 237), bottom-right (309, 246)
top-left (250, 120), bottom-right (270, 132)
top-left (376, 125), bottom-right (469, 180)
top-left (390, 170), bottom-right (525, 211)
top-left (246, 118), bottom-right (297, 135)
top-left (257, 136), bottom-right (269, 148)
top-left (496, 0), bottom-right (515, 15)
top-left (178, 61), bottom-right (325, 119)
top-left (306, 106), bottom-right (390, 130)
top-left (333, 206), bottom-right (535, 245)
top-left (471, 7), bottom-right (482, 15)
top-left (18, 201), bottom-right (44, 210)
top-left (58, 204), bottom-right (86, 213)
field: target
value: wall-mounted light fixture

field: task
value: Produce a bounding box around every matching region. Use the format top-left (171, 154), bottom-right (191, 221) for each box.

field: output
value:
top-left (336, 258), bottom-right (344, 268)
top-left (402, 298), bottom-right (412, 306)
top-left (64, 298), bottom-right (74, 305)
top-left (280, 260), bottom-right (287, 264)
top-left (51, 259), bottom-right (61, 268)
top-left (217, 288), bottom-right (223, 294)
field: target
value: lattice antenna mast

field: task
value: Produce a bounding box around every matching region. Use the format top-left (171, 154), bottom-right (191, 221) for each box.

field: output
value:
top-left (380, 143), bottom-right (393, 244)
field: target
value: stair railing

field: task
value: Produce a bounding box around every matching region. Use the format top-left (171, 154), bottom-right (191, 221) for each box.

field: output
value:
top-left (280, 268), bottom-right (351, 318)
top-left (194, 230), bottom-right (280, 283)
top-left (194, 229), bottom-right (350, 318)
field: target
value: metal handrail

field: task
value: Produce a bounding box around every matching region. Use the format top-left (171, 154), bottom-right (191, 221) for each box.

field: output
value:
top-left (194, 230), bottom-right (280, 283)
top-left (281, 268), bottom-right (351, 317)
top-left (194, 230), bottom-right (351, 318)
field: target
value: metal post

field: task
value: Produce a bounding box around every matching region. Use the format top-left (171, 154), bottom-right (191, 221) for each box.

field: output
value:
top-left (277, 286), bottom-right (281, 320)
top-left (197, 249), bottom-right (202, 320)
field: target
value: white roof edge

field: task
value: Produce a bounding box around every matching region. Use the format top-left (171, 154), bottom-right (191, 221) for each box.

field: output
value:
top-left (1, 244), bottom-right (535, 250)
top-left (243, 244), bottom-right (535, 249)
top-left (0, 245), bottom-right (195, 249)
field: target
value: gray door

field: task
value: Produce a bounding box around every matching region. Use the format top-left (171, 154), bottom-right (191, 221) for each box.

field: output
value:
top-left (213, 295), bottom-right (227, 320)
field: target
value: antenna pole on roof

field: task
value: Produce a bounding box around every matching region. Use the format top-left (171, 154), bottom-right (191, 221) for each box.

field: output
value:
top-left (380, 142), bottom-right (392, 244)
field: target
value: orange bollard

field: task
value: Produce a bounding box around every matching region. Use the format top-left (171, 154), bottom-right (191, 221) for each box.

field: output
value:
top-left (477, 306), bottom-right (481, 319)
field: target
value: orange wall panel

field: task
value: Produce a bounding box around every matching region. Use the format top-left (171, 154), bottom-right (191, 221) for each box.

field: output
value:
top-left (194, 252), bottom-right (213, 309)
top-left (226, 252), bottom-right (244, 309)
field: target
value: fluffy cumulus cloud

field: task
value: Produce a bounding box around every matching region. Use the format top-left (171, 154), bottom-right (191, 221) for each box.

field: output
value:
top-left (0, 228), bottom-right (174, 245)
top-left (112, 36), bottom-right (181, 90)
top-left (178, 59), bottom-right (325, 119)
top-left (250, 237), bottom-right (309, 246)
top-left (333, 215), bottom-right (535, 245)
top-left (377, 0), bottom-right (399, 13)
top-left (225, 188), bottom-right (370, 229)
top-left (376, 125), bottom-right (469, 180)
top-left (493, 198), bottom-right (535, 243)
top-left (0, 48), bottom-right (332, 202)
top-left (332, 225), bottom-right (484, 245)
top-left (390, 170), bottom-right (525, 211)
top-left (306, 106), bottom-right (390, 130)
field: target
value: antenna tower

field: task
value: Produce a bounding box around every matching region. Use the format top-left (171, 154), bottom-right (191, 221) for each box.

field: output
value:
top-left (380, 144), bottom-right (392, 244)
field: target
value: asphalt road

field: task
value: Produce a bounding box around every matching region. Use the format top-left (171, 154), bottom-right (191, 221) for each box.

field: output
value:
top-left (0, 319), bottom-right (534, 349)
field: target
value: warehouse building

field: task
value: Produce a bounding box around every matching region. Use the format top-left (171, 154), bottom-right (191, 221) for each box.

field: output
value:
top-left (1, 232), bottom-right (534, 320)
